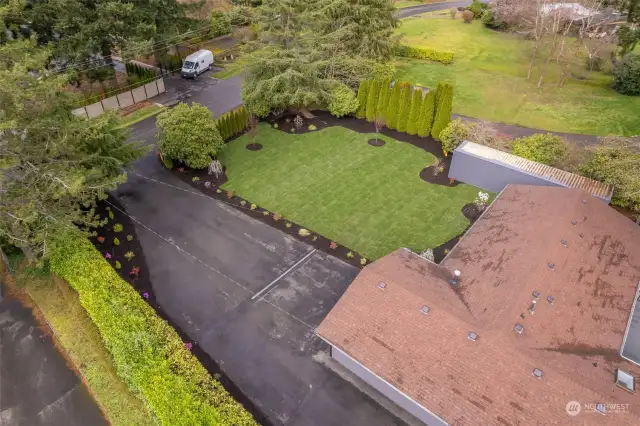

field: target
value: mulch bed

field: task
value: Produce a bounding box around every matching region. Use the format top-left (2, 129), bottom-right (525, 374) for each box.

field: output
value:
top-left (367, 138), bottom-right (385, 147)
top-left (89, 196), bottom-right (272, 426)
top-left (246, 143), bottom-right (263, 151)
top-left (169, 165), bottom-right (368, 269)
top-left (419, 165), bottom-right (459, 187)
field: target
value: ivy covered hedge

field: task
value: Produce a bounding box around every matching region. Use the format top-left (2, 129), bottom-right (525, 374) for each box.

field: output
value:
top-left (395, 45), bottom-right (454, 65)
top-left (50, 234), bottom-right (256, 426)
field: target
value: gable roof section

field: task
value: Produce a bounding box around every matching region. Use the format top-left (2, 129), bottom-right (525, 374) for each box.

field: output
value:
top-left (317, 185), bottom-right (640, 425)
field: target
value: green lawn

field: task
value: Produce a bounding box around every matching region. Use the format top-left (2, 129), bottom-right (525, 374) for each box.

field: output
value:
top-left (117, 104), bottom-right (164, 128)
top-left (395, 18), bottom-right (640, 136)
top-left (220, 124), bottom-right (481, 260)
top-left (394, 0), bottom-right (424, 8)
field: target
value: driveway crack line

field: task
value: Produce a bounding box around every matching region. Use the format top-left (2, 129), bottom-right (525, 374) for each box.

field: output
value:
top-left (251, 249), bottom-right (317, 301)
top-left (105, 199), bottom-right (255, 295)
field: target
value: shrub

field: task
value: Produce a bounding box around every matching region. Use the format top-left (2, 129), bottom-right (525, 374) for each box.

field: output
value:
top-left (298, 228), bottom-right (311, 237)
top-left (127, 235), bottom-right (133, 241)
top-left (396, 84), bottom-right (413, 133)
top-left (417, 90), bottom-right (436, 138)
top-left (115, 260), bottom-right (121, 270)
top-left (462, 10), bottom-right (474, 23)
top-left (511, 133), bottom-right (567, 166)
top-left (329, 83), bottom-right (360, 118)
top-left (228, 6), bottom-right (251, 26)
top-left (431, 82), bottom-right (453, 141)
top-left (376, 78), bottom-right (392, 121)
top-left (355, 80), bottom-right (370, 118)
top-left (49, 235), bottom-right (257, 426)
top-left (108, 210), bottom-right (115, 220)
top-left (579, 137), bottom-right (640, 210)
top-left (481, 8), bottom-right (505, 30)
top-left (113, 223), bottom-right (123, 233)
top-left (406, 90), bottom-right (424, 136)
top-left (113, 237), bottom-right (120, 246)
top-left (124, 251), bottom-right (135, 261)
top-left (395, 45), bottom-right (454, 65)
top-left (210, 10), bottom-right (232, 37)
top-left (449, 7), bottom-right (457, 19)
top-left (440, 119), bottom-right (470, 155)
top-left (365, 80), bottom-right (381, 123)
top-left (308, 124), bottom-right (317, 131)
top-left (162, 156), bottom-right (173, 169)
top-left (386, 82), bottom-right (403, 130)
top-left (612, 53), bottom-right (640, 96)
top-left (469, 0), bottom-right (487, 18)
top-left (157, 103), bottom-right (224, 169)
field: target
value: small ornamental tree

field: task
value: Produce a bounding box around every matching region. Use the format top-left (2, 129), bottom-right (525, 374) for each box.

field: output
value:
top-left (396, 84), bottom-right (413, 133)
top-left (440, 119), bottom-right (471, 155)
top-left (417, 90), bottom-right (436, 137)
top-left (612, 53), bottom-right (640, 96)
top-left (366, 80), bottom-right (381, 122)
top-left (157, 103), bottom-right (224, 169)
top-left (431, 82), bottom-right (453, 141)
top-left (462, 10), bottom-right (474, 23)
top-left (211, 10), bottom-right (232, 37)
top-left (406, 89), bottom-right (424, 136)
top-left (511, 133), bottom-right (567, 166)
top-left (386, 82), bottom-right (403, 130)
top-left (328, 83), bottom-right (359, 117)
top-left (356, 80), bottom-right (370, 118)
top-left (377, 78), bottom-right (392, 121)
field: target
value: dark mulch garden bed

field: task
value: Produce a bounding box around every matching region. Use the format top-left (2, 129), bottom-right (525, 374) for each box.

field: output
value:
top-left (246, 143), bottom-right (263, 151)
top-left (419, 164), bottom-right (458, 187)
top-left (169, 166), bottom-right (368, 269)
top-left (368, 138), bottom-right (385, 147)
top-left (89, 196), bottom-right (272, 426)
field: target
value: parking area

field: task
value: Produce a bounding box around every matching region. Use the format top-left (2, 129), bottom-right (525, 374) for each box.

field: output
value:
top-left (114, 145), bottom-right (406, 425)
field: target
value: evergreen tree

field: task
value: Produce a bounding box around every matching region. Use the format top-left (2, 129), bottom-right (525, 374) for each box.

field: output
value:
top-left (386, 82), bottom-right (403, 130)
top-left (431, 83), bottom-right (453, 141)
top-left (406, 89), bottom-right (423, 136)
top-left (365, 80), bottom-right (381, 122)
top-left (377, 78), bottom-right (392, 121)
top-left (417, 90), bottom-right (436, 138)
top-left (356, 80), bottom-right (370, 119)
top-left (231, 111), bottom-right (239, 135)
top-left (396, 84), bottom-right (413, 133)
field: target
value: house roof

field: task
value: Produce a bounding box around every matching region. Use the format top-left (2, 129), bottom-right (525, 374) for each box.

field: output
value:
top-left (457, 141), bottom-right (614, 201)
top-left (317, 185), bottom-right (640, 425)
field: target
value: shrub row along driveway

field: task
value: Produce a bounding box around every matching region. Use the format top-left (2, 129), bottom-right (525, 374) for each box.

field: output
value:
top-left (117, 119), bottom-right (406, 425)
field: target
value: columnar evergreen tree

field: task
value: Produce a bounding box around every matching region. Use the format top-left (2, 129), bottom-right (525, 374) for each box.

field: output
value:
top-left (396, 84), bottom-right (413, 133)
top-left (356, 80), bottom-right (370, 118)
top-left (377, 78), bottom-right (392, 121)
top-left (406, 90), bottom-right (424, 136)
top-left (386, 82), bottom-right (403, 130)
top-left (417, 90), bottom-right (436, 138)
top-left (431, 82), bottom-right (453, 141)
top-left (365, 80), bottom-right (381, 122)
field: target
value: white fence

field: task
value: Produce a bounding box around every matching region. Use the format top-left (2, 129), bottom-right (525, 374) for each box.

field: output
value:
top-left (72, 77), bottom-right (166, 119)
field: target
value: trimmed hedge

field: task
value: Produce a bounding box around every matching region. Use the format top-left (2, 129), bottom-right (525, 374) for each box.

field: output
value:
top-left (417, 90), bottom-right (436, 138)
top-left (395, 45), bottom-right (454, 65)
top-left (365, 80), bottom-right (381, 123)
top-left (376, 78), bottom-right (392, 122)
top-left (396, 84), bottom-right (413, 133)
top-left (356, 80), bottom-right (370, 119)
top-left (216, 106), bottom-right (249, 140)
top-left (431, 82), bottom-right (453, 141)
top-left (386, 82), bottom-right (403, 130)
top-left (50, 234), bottom-right (257, 426)
top-left (406, 89), bottom-right (423, 136)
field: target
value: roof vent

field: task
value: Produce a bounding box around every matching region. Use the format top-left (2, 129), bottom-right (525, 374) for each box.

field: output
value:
top-left (561, 239), bottom-right (567, 247)
top-left (548, 263), bottom-right (555, 270)
top-left (532, 368), bottom-right (543, 379)
top-left (449, 270), bottom-right (461, 286)
top-left (616, 369), bottom-right (636, 393)
top-left (582, 199), bottom-right (588, 204)
top-left (547, 295), bottom-right (555, 305)
top-left (595, 404), bottom-right (606, 415)
top-left (377, 282), bottom-right (386, 289)
top-left (571, 220), bottom-right (577, 225)
top-left (532, 290), bottom-right (540, 299)
top-left (468, 332), bottom-right (478, 341)
top-left (514, 323), bottom-right (524, 334)
top-left (529, 300), bottom-right (537, 315)
top-left (420, 305), bottom-right (430, 314)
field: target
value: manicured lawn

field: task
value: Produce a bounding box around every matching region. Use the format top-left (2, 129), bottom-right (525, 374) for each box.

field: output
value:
top-left (14, 269), bottom-right (154, 426)
top-left (220, 124), bottom-right (481, 260)
top-left (395, 18), bottom-right (640, 136)
top-left (117, 104), bottom-right (164, 128)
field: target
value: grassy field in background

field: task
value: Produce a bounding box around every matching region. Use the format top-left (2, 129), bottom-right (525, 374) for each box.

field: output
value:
top-left (395, 17), bottom-right (640, 135)
top-left (15, 268), bottom-right (155, 426)
top-left (220, 124), bottom-right (481, 259)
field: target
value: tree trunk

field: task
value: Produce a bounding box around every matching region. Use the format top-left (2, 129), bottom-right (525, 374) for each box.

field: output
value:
top-left (527, 43), bottom-right (539, 81)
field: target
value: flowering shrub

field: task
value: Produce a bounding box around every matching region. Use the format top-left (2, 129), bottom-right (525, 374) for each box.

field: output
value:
top-left (329, 241), bottom-right (338, 250)
top-left (184, 342), bottom-right (193, 351)
top-left (250, 203), bottom-right (257, 210)
top-left (226, 190), bottom-right (233, 199)
top-left (294, 115), bottom-right (304, 130)
top-left (420, 249), bottom-right (435, 262)
top-left (273, 213), bottom-right (281, 222)
top-left (142, 292), bottom-right (149, 299)
top-left (97, 236), bottom-right (105, 243)
top-left (129, 266), bottom-right (140, 276)
top-left (105, 253), bottom-right (112, 259)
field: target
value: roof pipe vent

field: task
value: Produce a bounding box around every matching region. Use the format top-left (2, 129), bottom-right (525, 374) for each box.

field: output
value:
top-left (514, 324), bottom-right (524, 334)
top-left (529, 300), bottom-right (537, 315)
top-left (449, 270), bottom-right (461, 286)
top-left (468, 332), bottom-right (478, 342)
top-left (561, 239), bottom-right (568, 247)
top-left (532, 368), bottom-right (544, 379)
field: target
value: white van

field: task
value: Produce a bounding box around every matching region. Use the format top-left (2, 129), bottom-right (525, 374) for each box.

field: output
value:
top-left (181, 50), bottom-right (214, 78)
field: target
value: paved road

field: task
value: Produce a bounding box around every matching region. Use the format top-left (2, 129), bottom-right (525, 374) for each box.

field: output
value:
top-left (397, 0), bottom-right (472, 18)
top-left (156, 73), bottom-right (242, 116)
top-left (119, 118), bottom-right (408, 426)
top-left (0, 284), bottom-right (107, 426)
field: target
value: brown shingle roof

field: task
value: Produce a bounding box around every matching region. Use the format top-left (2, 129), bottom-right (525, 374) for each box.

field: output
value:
top-left (317, 185), bottom-right (640, 425)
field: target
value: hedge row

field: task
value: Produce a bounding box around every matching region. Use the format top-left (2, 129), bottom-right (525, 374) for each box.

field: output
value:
top-left (216, 106), bottom-right (249, 140)
top-left (50, 234), bottom-right (257, 426)
top-left (126, 62), bottom-right (158, 80)
top-left (395, 45), bottom-right (454, 65)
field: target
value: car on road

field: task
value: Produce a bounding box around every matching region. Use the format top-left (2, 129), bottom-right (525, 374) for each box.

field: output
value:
top-left (181, 50), bottom-right (214, 79)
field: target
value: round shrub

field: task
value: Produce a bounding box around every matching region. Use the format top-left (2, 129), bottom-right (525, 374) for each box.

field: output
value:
top-left (511, 133), bottom-right (567, 166)
top-left (462, 10), bottom-right (474, 23)
top-left (157, 103), bottom-right (225, 169)
top-left (440, 119), bottom-right (470, 155)
top-left (210, 10), bottom-right (231, 38)
top-left (481, 9), bottom-right (505, 30)
top-left (329, 83), bottom-right (360, 118)
top-left (612, 53), bottom-right (640, 96)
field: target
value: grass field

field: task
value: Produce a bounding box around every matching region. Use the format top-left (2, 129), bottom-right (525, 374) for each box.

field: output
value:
top-left (395, 17), bottom-right (640, 136)
top-left (117, 104), bottom-right (164, 128)
top-left (13, 268), bottom-right (154, 426)
top-left (220, 124), bottom-right (481, 259)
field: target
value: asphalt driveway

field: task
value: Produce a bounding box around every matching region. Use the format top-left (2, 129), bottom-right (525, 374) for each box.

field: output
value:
top-left (397, 0), bottom-right (472, 18)
top-left (116, 119), bottom-right (406, 425)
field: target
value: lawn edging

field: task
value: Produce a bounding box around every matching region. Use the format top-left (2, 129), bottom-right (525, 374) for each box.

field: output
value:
top-left (49, 233), bottom-right (258, 426)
